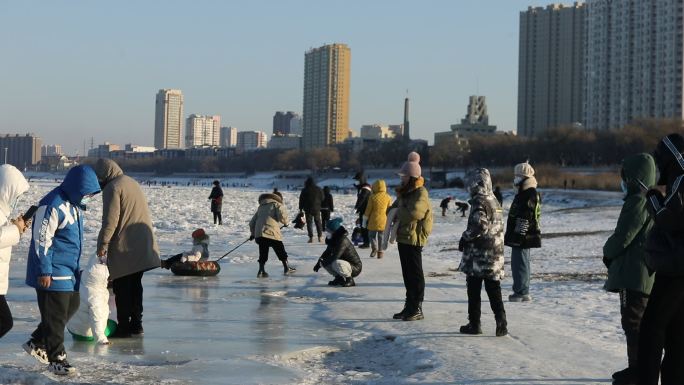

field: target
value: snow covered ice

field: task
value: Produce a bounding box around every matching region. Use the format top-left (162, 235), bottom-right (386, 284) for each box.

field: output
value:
top-left (0, 179), bottom-right (628, 384)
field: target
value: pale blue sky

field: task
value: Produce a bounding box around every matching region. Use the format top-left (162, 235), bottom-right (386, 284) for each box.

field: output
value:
top-left (0, 0), bottom-right (554, 154)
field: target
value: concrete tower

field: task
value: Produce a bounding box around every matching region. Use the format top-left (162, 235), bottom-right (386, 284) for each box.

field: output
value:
top-left (404, 97), bottom-right (410, 140)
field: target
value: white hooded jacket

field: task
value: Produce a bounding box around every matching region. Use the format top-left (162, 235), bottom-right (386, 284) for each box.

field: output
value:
top-left (0, 165), bottom-right (29, 295)
top-left (66, 256), bottom-right (110, 343)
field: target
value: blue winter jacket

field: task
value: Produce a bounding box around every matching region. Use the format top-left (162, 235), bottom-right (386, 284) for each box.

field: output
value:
top-left (25, 165), bottom-right (101, 292)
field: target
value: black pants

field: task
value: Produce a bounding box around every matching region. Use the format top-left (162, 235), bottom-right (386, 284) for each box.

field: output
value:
top-left (31, 290), bottom-right (79, 362)
top-left (213, 211), bottom-right (222, 225)
top-left (638, 275), bottom-right (684, 385)
top-left (0, 295), bottom-right (13, 339)
top-left (306, 213), bottom-right (322, 239)
top-left (620, 289), bottom-right (649, 368)
top-left (321, 210), bottom-right (331, 231)
top-left (357, 214), bottom-right (370, 246)
top-left (398, 243), bottom-right (425, 308)
top-left (466, 276), bottom-right (505, 324)
top-left (112, 271), bottom-right (144, 333)
top-left (256, 237), bottom-right (289, 264)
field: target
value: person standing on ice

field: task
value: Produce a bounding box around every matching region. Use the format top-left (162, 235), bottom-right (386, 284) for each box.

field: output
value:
top-left (391, 152), bottom-right (432, 321)
top-left (94, 159), bottom-right (160, 338)
top-left (353, 171), bottom-right (372, 249)
top-left (363, 179), bottom-right (392, 258)
top-left (208, 180), bottom-right (223, 225)
top-left (298, 176), bottom-right (324, 243)
top-left (602, 153), bottom-right (656, 385)
top-left (313, 217), bottom-right (362, 287)
top-left (439, 196), bottom-right (452, 217)
top-left (321, 186), bottom-right (334, 232)
top-left (504, 161), bottom-right (541, 302)
top-left (458, 168), bottom-right (507, 337)
top-left (0, 165), bottom-right (30, 340)
top-left (23, 165), bottom-right (101, 375)
top-left (250, 191), bottom-right (296, 278)
top-left (638, 134), bottom-right (684, 385)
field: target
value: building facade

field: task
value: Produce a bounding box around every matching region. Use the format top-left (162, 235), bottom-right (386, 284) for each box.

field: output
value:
top-left (302, 43), bottom-right (351, 149)
top-left (154, 89), bottom-right (184, 149)
top-left (186, 114), bottom-right (220, 147)
top-left (585, 0), bottom-right (684, 130)
top-left (434, 96), bottom-right (497, 145)
top-left (0, 134), bottom-right (42, 168)
top-left (518, 3), bottom-right (585, 136)
top-left (273, 111), bottom-right (301, 135)
top-left (269, 134), bottom-right (302, 150)
top-left (237, 131), bottom-right (268, 151)
top-left (41, 144), bottom-right (63, 156)
top-left (360, 124), bottom-right (398, 140)
top-left (220, 126), bottom-right (238, 147)
top-left (87, 142), bottom-right (121, 159)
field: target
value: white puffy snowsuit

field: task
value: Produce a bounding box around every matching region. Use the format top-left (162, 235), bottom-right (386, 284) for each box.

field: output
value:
top-left (66, 257), bottom-right (111, 344)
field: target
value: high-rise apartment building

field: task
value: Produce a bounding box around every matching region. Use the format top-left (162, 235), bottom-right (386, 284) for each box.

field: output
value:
top-left (237, 131), bottom-right (268, 151)
top-left (273, 111), bottom-right (301, 135)
top-left (0, 134), bottom-right (42, 168)
top-left (517, 3), bottom-right (585, 136)
top-left (220, 126), bottom-right (238, 147)
top-left (585, 0), bottom-right (684, 130)
top-left (154, 89), bottom-right (184, 149)
top-left (41, 144), bottom-right (63, 156)
top-left (302, 43), bottom-right (351, 149)
top-left (186, 114), bottom-right (220, 147)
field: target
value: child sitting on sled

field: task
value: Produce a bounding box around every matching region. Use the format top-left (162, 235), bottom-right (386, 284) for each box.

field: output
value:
top-left (161, 228), bottom-right (210, 269)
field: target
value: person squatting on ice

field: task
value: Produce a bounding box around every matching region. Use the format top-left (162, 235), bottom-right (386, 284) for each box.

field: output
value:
top-left (363, 179), bottom-right (392, 258)
top-left (0, 165), bottom-right (30, 340)
top-left (458, 168), bottom-right (508, 337)
top-left (313, 217), bottom-right (362, 287)
top-left (161, 228), bottom-right (211, 269)
top-left (299, 177), bottom-right (324, 243)
top-left (505, 161), bottom-right (541, 302)
top-left (250, 191), bottom-right (296, 278)
top-left (208, 180), bottom-right (224, 225)
top-left (95, 159), bottom-right (160, 339)
top-left (638, 133), bottom-right (684, 385)
top-left (391, 152), bottom-right (433, 322)
top-left (321, 186), bottom-right (334, 231)
top-left (23, 165), bottom-right (101, 375)
top-left (66, 255), bottom-right (113, 345)
top-left (602, 153), bottom-right (656, 385)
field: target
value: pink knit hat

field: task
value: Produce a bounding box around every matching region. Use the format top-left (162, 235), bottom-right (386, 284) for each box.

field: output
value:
top-left (398, 152), bottom-right (422, 178)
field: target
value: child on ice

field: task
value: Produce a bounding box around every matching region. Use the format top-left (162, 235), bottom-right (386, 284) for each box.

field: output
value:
top-left (66, 256), bottom-right (114, 345)
top-left (161, 228), bottom-right (210, 269)
top-left (313, 218), bottom-right (362, 287)
top-left (249, 192), bottom-right (296, 278)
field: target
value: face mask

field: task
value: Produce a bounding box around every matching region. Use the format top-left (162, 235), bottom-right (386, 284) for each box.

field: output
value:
top-left (621, 181), bottom-right (629, 195)
top-left (80, 195), bottom-right (93, 206)
top-left (513, 176), bottom-right (524, 186)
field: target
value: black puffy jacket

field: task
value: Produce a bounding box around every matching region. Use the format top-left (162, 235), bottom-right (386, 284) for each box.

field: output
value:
top-left (319, 227), bottom-right (362, 277)
top-left (504, 187), bottom-right (541, 248)
top-left (299, 177), bottom-right (323, 214)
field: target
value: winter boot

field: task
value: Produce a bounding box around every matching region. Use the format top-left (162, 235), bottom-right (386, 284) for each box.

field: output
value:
top-left (509, 293), bottom-right (532, 302)
top-left (282, 260), bottom-right (296, 275)
top-left (318, 236), bottom-right (323, 243)
top-left (328, 276), bottom-right (345, 286)
top-left (370, 249), bottom-right (377, 258)
top-left (402, 302), bottom-right (424, 321)
top-left (160, 259), bottom-right (170, 269)
top-left (257, 263), bottom-right (269, 278)
top-left (495, 319), bottom-right (508, 337)
top-left (377, 251), bottom-right (384, 259)
top-left (342, 277), bottom-right (356, 287)
top-left (48, 359), bottom-right (77, 375)
top-left (459, 322), bottom-right (483, 335)
top-left (22, 340), bottom-right (48, 364)
top-left (307, 237), bottom-right (313, 244)
top-left (393, 301), bottom-right (408, 319)
top-left (612, 367), bottom-right (637, 385)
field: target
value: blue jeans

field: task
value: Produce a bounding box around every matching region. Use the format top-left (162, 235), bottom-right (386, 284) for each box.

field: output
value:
top-left (511, 247), bottom-right (531, 295)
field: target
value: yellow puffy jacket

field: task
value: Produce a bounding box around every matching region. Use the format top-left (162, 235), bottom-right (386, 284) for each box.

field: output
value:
top-left (364, 180), bottom-right (392, 232)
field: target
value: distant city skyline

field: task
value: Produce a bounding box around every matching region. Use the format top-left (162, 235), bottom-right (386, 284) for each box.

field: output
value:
top-left (0, 0), bottom-right (558, 154)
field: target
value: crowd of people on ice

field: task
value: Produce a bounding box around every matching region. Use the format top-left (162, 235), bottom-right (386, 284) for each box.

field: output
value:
top-left (0, 133), bottom-right (682, 384)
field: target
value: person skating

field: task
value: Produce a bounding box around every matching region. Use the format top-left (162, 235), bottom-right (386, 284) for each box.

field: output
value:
top-left (161, 228), bottom-right (211, 269)
top-left (440, 196), bottom-right (452, 217)
top-left (298, 177), bottom-right (324, 243)
top-left (313, 218), bottom-right (362, 287)
top-left (250, 192), bottom-right (295, 278)
top-left (363, 179), bottom-right (392, 258)
top-left (505, 161), bottom-right (541, 302)
top-left (603, 153), bottom-right (656, 385)
top-left (321, 186), bottom-right (334, 232)
top-left (208, 180), bottom-right (224, 225)
top-left (66, 255), bottom-right (113, 345)
top-left (391, 152), bottom-right (432, 321)
top-left (458, 168), bottom-right (507, 337)
top-left (353, 171), bottom-right (372, 249)
top-left (638, 134), bottom-right (684, 385)
top-left (24, 165), bottom-right (101, 375)
top-left (0, 165), bottom-right (30, 340)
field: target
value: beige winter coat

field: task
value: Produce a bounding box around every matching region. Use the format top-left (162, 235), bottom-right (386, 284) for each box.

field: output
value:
top-left (95, 159), bottom-right (160, 280)
top-left (249, 193), bottom-right (288, 241)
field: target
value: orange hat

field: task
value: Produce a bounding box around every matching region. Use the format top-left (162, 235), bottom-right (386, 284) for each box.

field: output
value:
top-left (192, 228), bottom-right (206, 239)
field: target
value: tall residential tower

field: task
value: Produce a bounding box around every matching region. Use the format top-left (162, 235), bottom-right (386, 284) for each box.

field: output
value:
top-left (302, 43), bottom-right (351, 149)
top-left (154, 89), bottom-right (184, 149)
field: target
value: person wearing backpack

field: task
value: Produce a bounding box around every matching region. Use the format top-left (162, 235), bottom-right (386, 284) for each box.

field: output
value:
top-left (391, 152), bottom-right (432, 321)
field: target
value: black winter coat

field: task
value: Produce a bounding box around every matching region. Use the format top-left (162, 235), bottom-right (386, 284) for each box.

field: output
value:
top-left (320, 227), bottom-right (362, 277)
top-left (299, 180), bottom-right (323, 214)
top-left (504, 187), bottom-right (541, 248)
top-left (321, 192), bottom-right (334, 213)
top-left (645, 174), bottom-right (684, 276)
top-left (208, 186), bottom-right (224, 212)
top-left (355, 184), bottom-right (372, 215)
